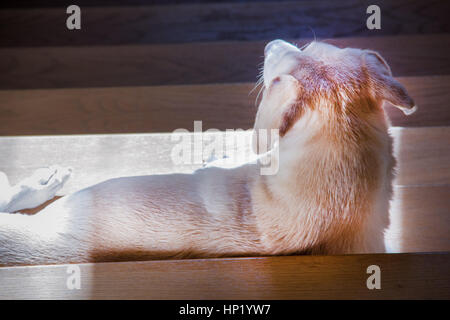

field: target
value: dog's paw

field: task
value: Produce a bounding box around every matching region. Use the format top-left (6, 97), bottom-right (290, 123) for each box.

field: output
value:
top-left (9, 166), bottom-right (72, 211)
top-left (26, 166), bottom-right (72, 191)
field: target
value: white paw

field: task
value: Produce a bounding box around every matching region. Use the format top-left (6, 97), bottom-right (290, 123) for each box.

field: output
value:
top-left (8, 166), bottom-right (72, 212)
top-left (25, 165), bottom-right (72, 190)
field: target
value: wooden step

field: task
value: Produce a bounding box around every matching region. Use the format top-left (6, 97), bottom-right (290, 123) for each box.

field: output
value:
top-left (393, 126), bottom-right (450, 186)
top-left (1, 34), bottom-right (449, 89)
top-left (1, 0), bottom-right (448, 47)
top-left (0, 127), bottom-right (448, 189)
top-left (1, 0), bottom-right (447, 301)
top-left (386, 185), bottom-right (450, 253)
top-left (0, 0), bottom-right (280, 8)
top-left (0, 127), bottom-right (448, 253)
top-left (0, 253), bottom-right (448, 299)
top-left (0, 75), bottom-right (449, 135)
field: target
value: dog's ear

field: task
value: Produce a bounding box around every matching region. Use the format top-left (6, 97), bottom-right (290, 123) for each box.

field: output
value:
top-left (364, 50), bottom-right (417, 115)
top-left (278, 100), bottom-right (302, 137)
top-left (252, 74), bottom-right (300, 154)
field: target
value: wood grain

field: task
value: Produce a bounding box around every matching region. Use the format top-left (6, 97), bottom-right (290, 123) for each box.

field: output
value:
top-left (392, 127), bottom-right (450, 186)
top-left (0, 127), bottom-right (448, 190)
top-left (1, 34), bottom-right (450, 89)
top-left (1, 0), bottom-right (449, 47)
top-left (0, 0), bottom-right (447, 301)
top-left (0, 0), bottom-right (284, 8)
top-left (0, 83), bottom-right (256, 135)
top-left (0, 127), bottom-right (447, 189)
top-left (386, 186), bottom-right (450, 253)
top-left (0, 253), bottom-right (448, 299)
top-left (0, 75), bottom-right (448, 135)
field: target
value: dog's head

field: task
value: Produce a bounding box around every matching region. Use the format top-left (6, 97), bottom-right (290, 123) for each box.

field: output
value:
top-left (253, 40), bottom-right (416, 153)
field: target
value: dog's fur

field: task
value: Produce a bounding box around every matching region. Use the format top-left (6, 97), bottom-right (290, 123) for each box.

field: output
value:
top-left (0, 40), bottom-right (416, 266)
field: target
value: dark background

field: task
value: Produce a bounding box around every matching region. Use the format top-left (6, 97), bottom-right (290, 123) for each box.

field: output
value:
top-left (0, 0), bottom-right (449, 134)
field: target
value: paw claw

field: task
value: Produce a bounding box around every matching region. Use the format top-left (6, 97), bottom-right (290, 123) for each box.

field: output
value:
top-left (44, 166), bottom-right (72, 190)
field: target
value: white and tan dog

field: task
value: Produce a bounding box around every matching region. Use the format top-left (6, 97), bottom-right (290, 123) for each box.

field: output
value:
top-left (0, 40), bottom-right (416, 266)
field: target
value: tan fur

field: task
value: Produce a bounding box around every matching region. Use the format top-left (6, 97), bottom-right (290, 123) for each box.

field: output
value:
top-left (0, 40), bottom-right (415, 266)
top-left (252, 40), bottom-right (414, 254)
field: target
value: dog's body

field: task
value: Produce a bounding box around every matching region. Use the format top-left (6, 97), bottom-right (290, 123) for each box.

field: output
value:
top-left (0, 40), bottom-right (415, 266)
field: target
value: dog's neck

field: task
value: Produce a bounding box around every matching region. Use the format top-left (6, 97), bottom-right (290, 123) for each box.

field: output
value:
top-left (264, 106), bottom-right (390, 197)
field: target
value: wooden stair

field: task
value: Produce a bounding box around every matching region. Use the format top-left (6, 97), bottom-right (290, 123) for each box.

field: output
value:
top-left (0, 0), bottom-right (449, 299)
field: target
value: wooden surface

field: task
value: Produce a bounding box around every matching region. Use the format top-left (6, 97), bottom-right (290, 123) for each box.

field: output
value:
top-left (1, 34), bottom-right (450, 89)
top-left (0, 127), bottom-right (449, 253)
top-left (0, 0), bottom-right (289, 7)
top-left (0, 253), bottom-right (448, 299)
top-left (0, 1), bottom-right (449, 300)
top-left (386, 186), bottom-right (450, 253)
top-left (2, 0), bottom-right (449, 47)
top-left (0, 75), bottom-right (449, 135)
top-left (0, 127), bottom-right (448, 189)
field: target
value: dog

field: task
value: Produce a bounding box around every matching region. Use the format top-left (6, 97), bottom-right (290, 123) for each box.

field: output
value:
top-left (0, 40), bottom-right (416, 266)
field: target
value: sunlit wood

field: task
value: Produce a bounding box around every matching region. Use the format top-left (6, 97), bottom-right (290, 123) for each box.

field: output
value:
top-left (0, 128), bottom-right (448, 253)
top-left (0, 76), bottom-right (449, 135)
top-left (0, 253), bottom-right (448, 299)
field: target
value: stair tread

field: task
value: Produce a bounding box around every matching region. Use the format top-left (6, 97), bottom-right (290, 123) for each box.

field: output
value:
top-left (0, 126), bottom-right (448, 189)
top-left (1, 34), bottom-right (449, 89)
top-left (1, 75), bottom-right (449, 135)
top-left (1, 0), bottom-right (449, 47)
top-left (1, 253), bottom-right (449, 299)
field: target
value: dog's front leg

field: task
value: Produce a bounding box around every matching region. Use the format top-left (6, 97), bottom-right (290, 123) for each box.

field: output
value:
top-left (0, 165), bottom-right (72, 213)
